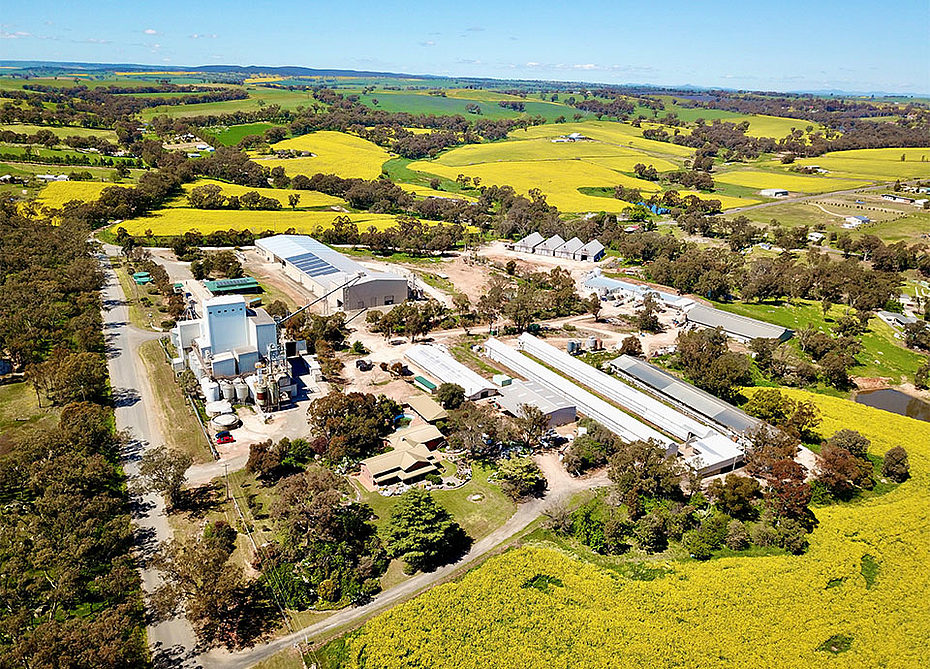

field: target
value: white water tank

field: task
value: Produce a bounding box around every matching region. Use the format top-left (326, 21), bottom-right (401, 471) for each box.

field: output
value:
top-left (220, 379), bottom-right (235, 402)
top-left (201, 378), bottom-right (220, 403)
top-left (234, 379), bottom-right (250, 402)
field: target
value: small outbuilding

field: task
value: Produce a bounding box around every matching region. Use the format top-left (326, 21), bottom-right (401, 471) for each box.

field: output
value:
top-left (405, 395), bottom-right (448, 423)
top-left (759, 188), bottom-right (789, 198)
top-left (495, 380), bottom-right (577, 427)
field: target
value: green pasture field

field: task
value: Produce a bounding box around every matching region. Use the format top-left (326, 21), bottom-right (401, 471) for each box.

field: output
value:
top-left (0, 123), bottom-right (119, 142)
top-left (140, 86), bottom-right (318, 119)
top-left (714, 299), bottom-right (925, 384)
top-left (202, 122), bottom-right (277, 146)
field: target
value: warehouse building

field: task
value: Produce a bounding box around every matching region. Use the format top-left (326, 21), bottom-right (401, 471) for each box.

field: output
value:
top-left (575, 239), bottom-right (606, 261)
top-left (405, 344), bottom-right (498, 401)
top-left (684, 304), bottom-right (792, 343)
top-left (553, 236), bottom-right (584, 259)
top-left (255, 235), bottom-right (409, 311)
top-left (609, 354), bottom-right (761, 436)
top-left (495, 379), bottom-right (577, 427)
top-left (405, 395), bottom-right (448, 423)
top-left (203, 277), bottom-right (261, 296)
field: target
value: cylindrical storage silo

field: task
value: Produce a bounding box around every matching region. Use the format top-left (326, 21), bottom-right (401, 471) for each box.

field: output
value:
top-left (201, 378), bottom-right (220, 403)
top-left (220, 380), bottom-right (235, 402)
top-left (234, 379), bottom-right (250, 403)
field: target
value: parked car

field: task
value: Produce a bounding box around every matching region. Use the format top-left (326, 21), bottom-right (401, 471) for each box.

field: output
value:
top-left (215, 431), bottom-right (234, 444)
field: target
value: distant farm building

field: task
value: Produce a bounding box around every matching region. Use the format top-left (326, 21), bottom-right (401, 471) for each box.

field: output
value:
top-left (535, 235), bottom-right (566, 256)
top-left (843, 215), bottom-right (871, 228)
top-left (876, 310), bottom-right (918, 329)
top-left (584, 270), bottom-right (695, 310)
top-left (255, 235), bottom-right (409, 311)
top-left (512, 232), bottom-right (604, 262)
top-left (495, 379), bottom-right (576, 427)
top-left (883, 194), bottom-right (915, 204)
top-left (684, 304), bottom-right (792, 343)
top-left (513, 232), bottom-right (546, 254)
top-left (404, 344), bottom-right (498, 401)
top-left (759, 188), bottom-right (789, 198)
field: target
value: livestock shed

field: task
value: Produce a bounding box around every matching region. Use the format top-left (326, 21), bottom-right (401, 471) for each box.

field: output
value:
top-left (404, 344), bottom-right (498, 401)
top-left (609, 354), bottom-right (761, 435)
top-left (495, 379), bottom-right (577, 427)
top-left (534, 235), bottom-right (566, 256)
top-left (513, 232), bottom-right (545, 254)
top-left (684, 304), bottom-right (792, 343)
top-left (484, 337), bottom-right (673, 449)
top-left (759, 188), bottom-right (789, 198)
top-left (255, 235), bottom-right (409, 311)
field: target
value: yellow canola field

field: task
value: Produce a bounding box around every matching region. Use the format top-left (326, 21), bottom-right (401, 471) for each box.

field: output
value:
top-left (673, 190), bottom-right (759, 210)
top-left (173, 179), bottom-right (345, 208)
top-left (797, 148), bottom-right (930, 181)
top-left (0, 123), bottom-right (119, 141)
top-left (583, 154), bottom-right (681, 174)
top-left (254, 131), bottom-right (390, 180)
top-left (34, 180), bottom-right (120, 208)
top-left (111, 209), bottom-right (400, 236)
top-left (714, 170), bottom-right (870, 194)
top-left (511, 121), bottom-right (695, 157)
top-left (741, 115), bottom-right (823, 139)
top-left (432, 137), bottom-right (679, 172)
top-left (408, 158), bottom-right (660, 213)
top-left (342, 389), bottom-right (930, 669)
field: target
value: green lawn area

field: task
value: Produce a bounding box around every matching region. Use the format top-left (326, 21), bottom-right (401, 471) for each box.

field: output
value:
top-left (353, 461), bottom-right (515, 541)
top-left (714, 299), bottom-right (925, 383)
top-left (0, 381), bottom-right (59, 450)
top-left (110, 258), bottom-right (164, 330)
top-left (138, 339), bottom-right (212, 463)
top-left (252, 647), bottom-right (306, 669)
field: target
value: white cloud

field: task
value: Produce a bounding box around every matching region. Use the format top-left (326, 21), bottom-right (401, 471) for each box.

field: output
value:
top-left (525, 61), bottom-right (540, 67)
top-left (419, 40), bottom-right (435, 47)
top-left (190, 33), bottom-right (217, 39)
top-left (573, 63), bottom-right (596, 70)
top-left (0, 30), bottom-right (31, 39)
top-left (143, 28), bottom-right (157, 35)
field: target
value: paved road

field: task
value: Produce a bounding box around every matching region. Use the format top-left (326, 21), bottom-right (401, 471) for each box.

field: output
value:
top-left (199, 453), bottom-right (609, 669)
top-left (726, 182), bottom-right (889, 214)
top-left (100, 251), bottom-right (202, 668)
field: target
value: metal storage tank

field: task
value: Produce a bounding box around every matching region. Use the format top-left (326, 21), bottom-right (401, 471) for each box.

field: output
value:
top-left (255, 381), bottom-right (266, 404)
top-left (234, 379), bottom-right (250, 402)
top-left (586, 335), bottom-right (597, 350)
top-left (201, 378), bottom-right (220, 403)
top-left (211, 413), bottom-right (240, 430)
top-left (220, 380), bottom-right (235, 401)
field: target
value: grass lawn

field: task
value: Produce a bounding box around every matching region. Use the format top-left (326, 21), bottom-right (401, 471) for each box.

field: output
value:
top-left (713, 299), bottom-right (925, 383)
top-left (251, 647), bottom-right (306, 669)
top-left (0, 381), bottom-right (59, 450)
top-left (354, 461), bottom-right (515, 541)
top-left (138, 339), bottom-right (212, 463)
top-left (110, 258), bottom-right (162, 330)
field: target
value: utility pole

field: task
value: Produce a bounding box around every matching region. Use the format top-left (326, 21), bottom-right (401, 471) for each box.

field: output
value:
top-left (224, 462), bottom-right (229, 502)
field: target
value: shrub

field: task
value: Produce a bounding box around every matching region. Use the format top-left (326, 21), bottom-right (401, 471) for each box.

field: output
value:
top-left (750, 522), bottom-right (779, 547)
top-left (778, 518), bottom-right (809, 554)
top-left (634, 512), bottom-right (667, 553)
top-left (725, 519), bottom-right (750, 551)
top-left (318, 578), bottom-right (341, 602)
top-left (882, 446), bottom-right (910, 482)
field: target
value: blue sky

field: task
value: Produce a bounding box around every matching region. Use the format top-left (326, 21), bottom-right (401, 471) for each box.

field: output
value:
top-left (2, 0), bottom-right (928, 94)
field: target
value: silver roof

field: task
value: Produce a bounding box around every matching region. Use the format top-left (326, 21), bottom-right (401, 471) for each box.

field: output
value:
top-left (684, 304), bottom-right (790, 341)
top-left (497, 379), bottom-right (575, 417)
top-left (536, 235), bottom-right (566, 251)
top-left (610, 354), bottom-right (761, 434)
top-left (404, 344), bottom-right (497, 400)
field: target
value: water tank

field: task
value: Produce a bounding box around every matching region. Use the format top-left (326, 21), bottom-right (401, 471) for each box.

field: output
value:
top-left (255, 382), bottom-right (266, 403)
top-left (211, 413), bottom-right (240, 430)
top-left (220, 380), bottom-right (235, 402)
top-left (234, 379), bottom-right (250, 402)
top-left (201, 378), bottom-right (220, 403)
top-left (587, 335), bottom-right (597, 350)
top-left (567, 340), bottom-right (577, 354)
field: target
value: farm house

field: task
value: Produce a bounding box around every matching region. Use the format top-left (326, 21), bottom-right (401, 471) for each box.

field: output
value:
top-left (359, 445), bottom-right (441, 488)
top-left (255, 235), bottom-right (409, 311)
